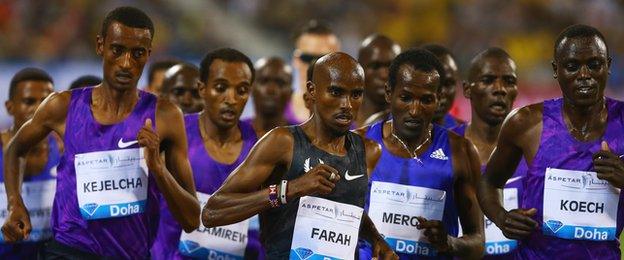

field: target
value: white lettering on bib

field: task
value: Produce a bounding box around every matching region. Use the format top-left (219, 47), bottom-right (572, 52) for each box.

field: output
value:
top-left (543, 168), bottom-right (620, 241)
top-left (484, 188), bottom-right (518, 255)
top-left (368, 181), bottom-right (445, 257)
top-left (179, 192), bottom-right (249, 259)
top-left (74, 148), bottom-right (148, 219)
top-left (290, 196), bottom-right (363, 260)
top-left (0, 180), bottom-right (56, 242)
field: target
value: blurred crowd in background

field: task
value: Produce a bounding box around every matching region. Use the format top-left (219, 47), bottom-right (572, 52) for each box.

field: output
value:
top-left (1, 0), bottom-right (624, 128)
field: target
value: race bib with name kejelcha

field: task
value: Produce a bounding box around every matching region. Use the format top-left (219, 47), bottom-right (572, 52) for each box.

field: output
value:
top-left (0, 180), bottom-right (56, 242)
top-left (290, 196), bottom-right (363, 260)
top-left (543, 168), bottom-right (620, 241)
top-left (484, 188), bottom-right (518, 255)
top-left (368, 181), bottom-right (445, 257)
top-left (179, 192), bottom-right (249, 259)
top-left (74, 148), bottom-right (148, 220)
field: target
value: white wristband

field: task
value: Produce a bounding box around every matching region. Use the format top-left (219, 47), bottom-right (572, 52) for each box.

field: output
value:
top-left (280, 180), bottom-right (288, 205)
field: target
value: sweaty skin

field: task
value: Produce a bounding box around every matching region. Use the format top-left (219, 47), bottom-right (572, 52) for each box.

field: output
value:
top-left (356, 65), bottom-right (484, 258)
top-left (250, 57), bottom-right (294, 137)
top-left (355, 34), bottom-right (401, 127)
top-left (203, 52), bottom-right (397, 259)
top-left (477, 35), bottom-right (623, 241)
top-left (1, 22), bottom-right (200, 243)
top-left (463, 49), bottom-right (519, 164)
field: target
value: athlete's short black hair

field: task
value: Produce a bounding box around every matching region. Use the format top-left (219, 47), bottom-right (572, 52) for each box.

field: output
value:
top-left (69, 75), bottom-right (102, 90)
top-left (100, 6), bottom-right (154, 40)
top-left (422, 43), bottom-right (456, 61)
top-left (293, 20), bottom-right (334, 42)
top-left (199, 48), bottom-right (255, 83)
top-left (9, 67), bottom-right (53, 99)
top-left (554, 24), bottom-right (608, 57)
top-left (388, 48), bottom-right (445, 91)
top-left (147, 60), bottom-right (178, 85)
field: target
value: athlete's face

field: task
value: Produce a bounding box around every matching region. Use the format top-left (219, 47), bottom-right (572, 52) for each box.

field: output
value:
top-left (97, 22), bottom-right (152, 91)
top-left (465, 57), bottom-right (518, 126)
top-left (199, 60), bottom-right (252, 130)
top-left (162, 67), bottom-right (203, 114)
top-left (388, 66), bottom-right (439, 139)
top-left (308, 62), bottom-right (364, 134)
top-left (252, 60), bottom-right (292, 117)
top-left (554, 36), bottom-right (610, 107)
top-left (6, 80), bottom-right (53, 128)
top-left (359, 43), bottom-right (400, 106)
top-left (433, 54), bottom-right (459, 121)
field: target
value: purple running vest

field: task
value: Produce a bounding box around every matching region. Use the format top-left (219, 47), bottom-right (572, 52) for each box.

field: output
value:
top-left (0, 136), bottom-right (60, 260)
top-left (52, 87), bottom-right (160, 258)
top-left (151, 114), bottom-right (260, 259)
top-left (455, 122), bottom-right (528, 258)
top-left (516, 98), bottom-right (624, 260)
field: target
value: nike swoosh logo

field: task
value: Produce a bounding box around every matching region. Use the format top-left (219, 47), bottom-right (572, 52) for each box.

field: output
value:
top-left (344, 170), bottom-right (365, 181)
top-left (506, 176), bottom-right (523, 185)
top-left (118, 138), bottom-right (138, 148)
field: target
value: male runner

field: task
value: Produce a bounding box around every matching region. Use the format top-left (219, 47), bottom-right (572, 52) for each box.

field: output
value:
top-left (478, 24), bottom-right (624, 259)
top-left (160, 63), bottom-right (203, 114)
top-left (289, 20), bottom-right (341, 122)
top-left (145, 59), bottom-right (179, 95)
top-left (357, 49), bottom-right (484, 259)
top-left (1, 68), bottom-right (60, 259)
top-left (244, 56), bottom-right (297, 137)
top-left (457, 47), bottom-right (524, 257)
top-left (152, 48), bottom-right (264, 259)
top-left (1, 7), bottom-right (199, 258)
top-left (203, 52), bottom-right (398, 259)
top-left (422, 44), bottom-right (464, 129)
top-left (355, 34), bottom-right (401, 127)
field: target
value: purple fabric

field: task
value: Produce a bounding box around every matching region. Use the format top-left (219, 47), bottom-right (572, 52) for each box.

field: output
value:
top-left (0, 136), bottom-right (60, 259)
top-left (151, 114), bottom-right (263, 259)
top-left (52, 87), bottom-right (160, 258)
top-left (450, 123), bottom-right (466, 136)
top-left (440, 114), bottom-right (462, 129)
top-left (515, 98), bottom-right (624, 260)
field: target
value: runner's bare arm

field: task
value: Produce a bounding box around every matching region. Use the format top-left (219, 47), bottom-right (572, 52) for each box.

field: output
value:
top-left (359, 138), bottom-right (397, 259)
top-left (478, 105), bottom-right (541, 239)
top-left (2, 92), bottom-right (70, 242)
top-left (139, 100), bottom-right (200, 232)
top-left (447, 135), bottom-right (484, 258)
top-left (203, 127), bottom-right (293, 227)
top-left (203, 127), bottom-right (341, 227)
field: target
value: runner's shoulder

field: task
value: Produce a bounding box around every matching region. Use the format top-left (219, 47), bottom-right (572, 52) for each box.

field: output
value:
top-left (35, 91), bottom-right (71, 122)
top-left (255, 126), bottom-right (296, 155)
top-left (498, 103), bottom-right (544, 141)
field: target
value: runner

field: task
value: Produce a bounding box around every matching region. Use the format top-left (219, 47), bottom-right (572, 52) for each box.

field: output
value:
top-left (1, 7), bottom-right (199, 258)
top-left (203, 52), bottom-right (397, 259)
top-left (1, 68), bottom-right (60, 259)
top-left (357, 48), bottom-right (484, 259)
top-left (478, 24), bottom-right (624, 259)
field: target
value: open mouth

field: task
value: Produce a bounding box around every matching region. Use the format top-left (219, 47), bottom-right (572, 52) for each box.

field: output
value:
top-left (220, 108), bottom-right (237, 121)
top-left (335, 113), bottom-right (353, 126)
top-left (489, 101), bottom-right (508, 115)
top-left (576, 85), bottom-right (597, 96)
top-left (404, 118), bottom-right (423, 128)
top-left (115, 73), bottom-right (133, 84)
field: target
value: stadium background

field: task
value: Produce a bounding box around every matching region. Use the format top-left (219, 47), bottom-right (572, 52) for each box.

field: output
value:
top-left (1, 0), bottom-right (624, 254)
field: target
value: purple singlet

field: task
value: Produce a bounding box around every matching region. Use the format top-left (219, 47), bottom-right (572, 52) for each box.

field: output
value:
top-left (52, 87), bottom-right (160, 258)
top-left (516, 98), bottom-right (624, 259)
top-left (151, 113), bottom-right (262, 259)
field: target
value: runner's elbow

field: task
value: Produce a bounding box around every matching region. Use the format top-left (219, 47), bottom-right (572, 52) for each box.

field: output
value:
top-left (181, 202), bottom-right (201, 232)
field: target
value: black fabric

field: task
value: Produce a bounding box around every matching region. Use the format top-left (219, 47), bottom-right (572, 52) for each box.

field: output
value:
top-left (261, 126), bottom-right (368, 259)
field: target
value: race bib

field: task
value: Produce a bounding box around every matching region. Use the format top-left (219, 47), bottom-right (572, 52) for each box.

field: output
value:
top-left (0, 180), bottom-right (56, 242)
top-left (179, 192), bottom-right (249, 259)
top-left (290, 196), bottom-right (363, 260)
top-left (543, 168), bottom-right (620, 241)
top-left (75, 148), bottom-right (148, 220)
top-left (368, 181), bottom-right (445, 257)
top-left (484, 188), bottom-right (518, 255)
